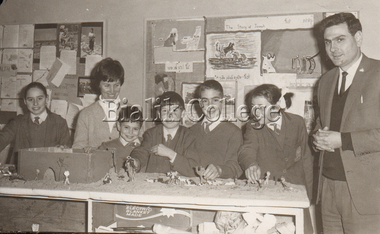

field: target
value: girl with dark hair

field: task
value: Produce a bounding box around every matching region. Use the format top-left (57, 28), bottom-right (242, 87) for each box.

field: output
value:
top-left (238, 83), bottom-right (314, 233)
top-left (0, 82), bottom-right (71, 165)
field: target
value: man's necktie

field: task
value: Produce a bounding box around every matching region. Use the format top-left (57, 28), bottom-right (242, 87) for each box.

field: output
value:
top-left (34, 117), bottom-right (40, 125)
top-left (203, 122), bottom-right (211, 134)
top-left (167, 134), bottom-right (172, 144)
top-left (340, 71), bottom-right (348, 95)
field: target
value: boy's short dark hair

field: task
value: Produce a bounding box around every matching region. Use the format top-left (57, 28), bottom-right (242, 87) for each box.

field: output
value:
top-left (90, 57), bottom-right (125, 94)
top-left (197, 79), bottom-right (224, 98)
top-left (118, 105), bottom-right (143, 127)
top-left (23, 82), bottom-right (47, 99)
top-left (319, 12), bottom-right (362, 36)
top-left (156, 91), bottom-right (185, 110)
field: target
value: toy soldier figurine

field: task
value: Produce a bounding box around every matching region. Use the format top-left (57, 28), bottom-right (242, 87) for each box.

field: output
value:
top-left (64, 170), bottom-right (70, 185)
top-left (125, 156), bottom-right (137, 182)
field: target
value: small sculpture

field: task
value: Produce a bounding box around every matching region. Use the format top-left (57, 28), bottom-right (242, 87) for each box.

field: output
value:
top-left (195, 166), bottom-right (206, 184)
top-left (125, 156), bottom-right (137, 182)
top-left (103, 173), bottom-right (112, 184)
top-left (280, 176), bottom-right (287, 189)
top-left (264, 171), bottom-right (270, 185)
top-left (64, 170), bottom-right (70, 185)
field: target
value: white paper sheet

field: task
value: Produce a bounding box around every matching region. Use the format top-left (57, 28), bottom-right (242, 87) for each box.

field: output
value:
top-left (60, 50), bottom-right (77, 75)
top-left (50, 99), bottom-right (68, 119)
top-left (3, 25), bottom-right (19, 48)
top-left (40, 45), bottom-right (56, 70)
top-left (18, 24), bottom-right (35, 48)
top-left (85, 55), bottom-right (102, 76)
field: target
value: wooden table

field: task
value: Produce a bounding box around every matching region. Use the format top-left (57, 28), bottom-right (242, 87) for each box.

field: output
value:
top-left (0, 186), bottom-right (309, 233)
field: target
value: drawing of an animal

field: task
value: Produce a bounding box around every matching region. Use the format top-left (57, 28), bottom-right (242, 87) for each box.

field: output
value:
top-left (180, 26), bottom-right (201, 50)
top-left (262, 53), bottom-right (276, 73)
top-left (164, 28), bottom-right (178, 47)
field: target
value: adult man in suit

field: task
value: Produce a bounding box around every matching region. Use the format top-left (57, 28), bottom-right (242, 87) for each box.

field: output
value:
top-left (313, 12), bottom-right (380, 233)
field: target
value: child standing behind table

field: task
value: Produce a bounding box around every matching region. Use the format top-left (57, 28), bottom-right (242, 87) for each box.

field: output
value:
top-left (188, 79), bottom-right (243, 180)
top-left (131, 91), bottom-right (198, 176)
top-left (238, 84), bottom-right (313, 198)
top-left (99, 106), bottom-right (143, 173)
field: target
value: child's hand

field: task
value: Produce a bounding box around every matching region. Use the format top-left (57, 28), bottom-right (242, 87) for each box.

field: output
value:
top-left (83, 146), bottom-right (97, 153)
top-left (151, 144), bottom-right (177, 160)
top-left (204, 164), bottom-right (222, 180)
top-left (245, 165), bottom-right (261, 183)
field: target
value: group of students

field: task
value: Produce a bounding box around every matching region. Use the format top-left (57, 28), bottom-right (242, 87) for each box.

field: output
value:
top-left (0, 57), bottom-right (313, 232)
top-left (0, 57), bottom-right (313, 195)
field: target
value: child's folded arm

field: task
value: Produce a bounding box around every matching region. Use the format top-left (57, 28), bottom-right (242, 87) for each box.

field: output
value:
top-left (238, 121), bottom-right (260, 171)
top-left (171, 151), bottom-right (199, 177)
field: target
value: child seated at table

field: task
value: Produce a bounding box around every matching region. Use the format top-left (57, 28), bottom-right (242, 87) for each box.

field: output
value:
top-left (188, 79), bottom-right (243, 180)
top-left (99, 106), bottom-right (143, 173)
top-left (131, 91), bottom-right (198, 176)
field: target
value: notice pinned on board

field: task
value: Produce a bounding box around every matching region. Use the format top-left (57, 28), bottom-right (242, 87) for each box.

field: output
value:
top-left (46, 58), bottom-right (70, 87)
top-left (165, 61), bottom-right (193, 73)
top-left (0, 64), bottom-right (17, 77)
top-left (225, 14), bottom-right (314, 31)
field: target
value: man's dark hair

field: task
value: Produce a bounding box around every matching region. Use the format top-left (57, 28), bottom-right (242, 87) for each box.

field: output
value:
top-left (319, 12), bottom-right (362, 36)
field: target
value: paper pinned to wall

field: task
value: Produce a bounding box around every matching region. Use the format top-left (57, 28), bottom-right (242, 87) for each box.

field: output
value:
top-left (0, 64), bottom-right (17, 77)
top-left (165, 61), bottom-right (193, 73)
top-left (60, 50), bottom-right (77, 75)
top-left (33, 70), bottom-right (49, 86)
top-left (16, 74), bottom-right (32, 97)
top-left (85, 55), bottom-right (102, 76)
top-left (40, 45), bottom-right (56, 70)
top-left (2, 49), bottom-right (18, 65)
top-left (17, 49), bottom-right (33, 73)
top-left (3, 25), bottom-right (19, 48)
top-left (18, 24), bottom-right (35, 48)
top-left (46, 58), bottom-right (70, 87)
top-left (1, 76), bottom-right (17, 98)
top-left (0, 99), bottom-right (18, 112)
top-left (50, 99), bottom-right (68, 119)
top-left (46, 89), bottom-right (52, 109)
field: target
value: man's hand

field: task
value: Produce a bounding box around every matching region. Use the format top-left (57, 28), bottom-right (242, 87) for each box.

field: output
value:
top-left (204, 164), bottom-right (222, 180)
top-left (245, 164), bottom-right (261, 183)
top-left (151, 144), bottom-right (177, 160)
top-left (313, 127), bottom-right (341, 152)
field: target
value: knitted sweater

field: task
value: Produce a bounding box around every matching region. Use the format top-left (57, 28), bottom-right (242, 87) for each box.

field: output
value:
top-left (189, 122), bottom-right (243, 179)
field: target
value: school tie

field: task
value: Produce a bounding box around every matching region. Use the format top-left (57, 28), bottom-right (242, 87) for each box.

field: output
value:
top-left (166, 134), bottom-right (172, 144)
top-left (34, 117), bottom-right (40, 125)
top-left (269, 123), bottom-right (280, 135)
top-left (340, 71), bottom-right (348, 95)
top-left (203, 122), bottom-right (211, 134)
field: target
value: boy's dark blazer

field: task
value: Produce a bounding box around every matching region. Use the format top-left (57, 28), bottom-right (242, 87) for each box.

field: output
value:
top-left (315, 54), bottom-right (380, 214)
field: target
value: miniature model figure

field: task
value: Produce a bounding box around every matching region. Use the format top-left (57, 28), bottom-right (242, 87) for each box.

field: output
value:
top-left (103, 173), bottom-right (112, 184)
top-left (195, 165), bottom-right (206, 184)
top-left (125, 156), bottom-right (137, 182)
top-left (264, 171), bottom-right (270, 185)
top-left (280, 176), bottom-right (287, 189)
top-left (64, 170), bottom-right (70, 185)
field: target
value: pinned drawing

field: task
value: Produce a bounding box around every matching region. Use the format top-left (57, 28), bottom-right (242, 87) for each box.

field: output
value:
top-left (206, 32), bottom-right (261, 80)
top-left (180, 26), bottom-right (202, 51)
top-left (262, 53), bottom-right (276, 73)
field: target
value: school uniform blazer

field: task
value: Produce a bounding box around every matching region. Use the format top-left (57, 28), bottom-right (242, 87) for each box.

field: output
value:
top-left (315, 54), bottom-right (380, 214)
top-left (73, 102), bottom-right (119, 149)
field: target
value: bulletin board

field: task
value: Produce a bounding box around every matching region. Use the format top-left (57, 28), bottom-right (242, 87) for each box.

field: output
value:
top-left (145, 12), bottom-right (358, 130)
top-left (0, 21), bottom-right (104, 129)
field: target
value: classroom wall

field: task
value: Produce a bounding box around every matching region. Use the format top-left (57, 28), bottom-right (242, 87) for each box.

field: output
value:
top-left (0, 0), bottom-right (379, 106)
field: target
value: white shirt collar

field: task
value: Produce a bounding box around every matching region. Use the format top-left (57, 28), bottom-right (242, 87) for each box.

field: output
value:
top-left (30, 109), bottom-right (48, 123)
top-left (202, 118), bottom-right (221, 132)
top-left (338, 53), bottom-right (363, 93)
top-left (266, 114), bottom-right (282, 131)
top-left (119, 137), bottom-right (141, 147)
top-left (163, 125), bottom-right (179, 141)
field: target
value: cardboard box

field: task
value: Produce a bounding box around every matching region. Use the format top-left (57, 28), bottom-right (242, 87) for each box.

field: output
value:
top-left (115, 204), bottom-right (192, 232)
top-left (18, 147), bottom-right (113, 183)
